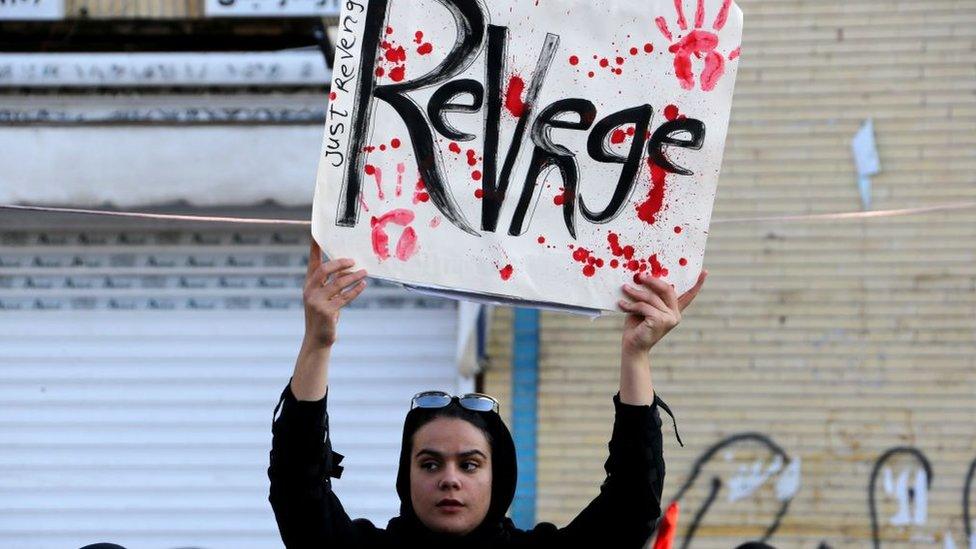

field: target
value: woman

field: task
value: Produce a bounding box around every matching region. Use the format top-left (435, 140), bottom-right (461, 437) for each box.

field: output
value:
top-left (268, 241), bottom-right (706, 548)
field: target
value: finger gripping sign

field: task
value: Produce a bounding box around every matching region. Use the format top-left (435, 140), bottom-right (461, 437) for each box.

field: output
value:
top-left (313, 0), bottom-right (743, 314)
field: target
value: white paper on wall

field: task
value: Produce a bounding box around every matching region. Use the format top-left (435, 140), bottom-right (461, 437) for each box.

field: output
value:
top-left (313, 0), bottom-right (743, 313)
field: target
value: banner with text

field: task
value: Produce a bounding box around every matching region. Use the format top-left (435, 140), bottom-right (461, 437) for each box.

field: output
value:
top-left (313, 0), bottom-right (743, 313)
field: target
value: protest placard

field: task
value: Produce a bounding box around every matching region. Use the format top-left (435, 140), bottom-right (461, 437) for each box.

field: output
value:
top-left (312, 0), bottom-right (742, 313)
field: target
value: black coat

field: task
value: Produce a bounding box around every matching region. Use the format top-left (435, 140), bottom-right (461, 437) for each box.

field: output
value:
top-left (268, 383), bottom-right (666, 548)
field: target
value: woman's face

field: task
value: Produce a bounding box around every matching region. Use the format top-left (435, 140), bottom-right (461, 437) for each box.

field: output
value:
top-left (410, 417), bottom-right (492, 536)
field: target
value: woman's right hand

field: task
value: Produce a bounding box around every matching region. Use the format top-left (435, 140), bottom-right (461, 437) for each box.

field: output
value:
top-left (302, 240), bottom-right (368, 349)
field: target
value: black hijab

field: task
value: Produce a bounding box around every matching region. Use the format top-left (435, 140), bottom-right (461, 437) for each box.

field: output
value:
top-left (385, 399), bottom-right (518, 546)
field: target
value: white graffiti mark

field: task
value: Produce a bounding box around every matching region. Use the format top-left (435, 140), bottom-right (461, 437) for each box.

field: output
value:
top-left (883, 466), bottom-right (928, 526)
top-left (726, 454), bottom-right (801, 503)
top-left (776, 456), bottom-right (802, 501)
top-left (728, 454), bottom-right (783, 502)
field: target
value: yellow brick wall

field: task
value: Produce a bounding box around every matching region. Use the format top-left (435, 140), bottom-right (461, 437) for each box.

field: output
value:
top-left (484, 1), bottom-right (976, 547)
top-left (484, 306), bottom-right (514, 428)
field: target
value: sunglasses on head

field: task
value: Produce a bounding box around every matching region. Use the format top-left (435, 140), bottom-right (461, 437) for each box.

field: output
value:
top-left (410, 390), bottom-right (500, 414)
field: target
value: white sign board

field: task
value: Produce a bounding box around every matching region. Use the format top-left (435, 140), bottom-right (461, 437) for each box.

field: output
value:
top-left (0, 52), bottom-right (331, 88)
top-left (0, 0), bottom-right (64, 20)
top-left (313, 0), bottom-right (743, 313)
top-left (205, 0), bottom-right (341, 17)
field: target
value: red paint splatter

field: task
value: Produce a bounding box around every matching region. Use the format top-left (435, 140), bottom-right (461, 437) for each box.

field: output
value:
top-left (472, 170), bottom-right (482, 181)
top-left (329, 92), bottom-right (337, 101)
top-left (674, 226), bottom-right (683, 234)
top-left (636, 161), bottom-right (668, 225)
top-left (667, 30), bottom-right (722, 91)
top-left (395, 227), bottom-right (418, 261)
top-left (538, 236), bottom-right (546, 244)
top-left (695, 0), bottom-right (706, 28)
top-left (370, 209), bottom-right (416, 262)
top-left (449, 142), bottom-right (462, 154)
top-left (610, 129), bottom-right (627, 144)
top-left (644, 43), bottom-right (654, 54)
top-left (389, 66), bottom-right (406, 82)
top-left (414, 31), bottom-right (424, 44)
top-left (505, 76), bottom-right (527, 118)
top-left (474, 189), bottom-right (484, 199)
top-left (385, 26), bottom-right (394, 35)
top-left (365, 165), bottom-right (384, 200)
top-left (569, 55), bottom-right (579, 65)
top-left (417, 43), bottom-right (433, 55)
top-left (379, 144), bottom-right (387, 151)
top-left (729, 47), bottom-right (741, 60)
top-left (599, 58), bottom-right (609, 68)
top-left (655, 17), bottom-right (673, 42)
top-left (649, 254), bottom-right (669, 278)
top-left (499, 264), bottom-right (514, 281)
top-left (375, 67), bottom-right (386, 77)
top-left (413, 179), bottom-right (430, 204)
top-left (587, 71), bottom-right (595, 78)
top-left (391, 138), bottom-right (401, 149)
top-left (429, 216), bottom-right (441, 228)
top-left (572, 247), bottom-right (591, 262)
top-left (664, 104), bottom-right (680, 121)
top-left (385, 45), bottom-right (407, 63)
top-left (679, 258), bottom-right (688, 266)
top-left (629, 47), bottom-right (639, 55)
top-left (714, 0), bottom-right (733, 30)
top-left (608, 233), bottom-right (623, 256)
top-left (395, 163), bottom-right (405, 197)
top-left (615, 56), bottom-right (625, 65)
top-left (466, 149), bottom-right (478, 167)
top-left (583, 265), bottom-right (596, 277)
top-left (610, 259), bottom-right (620, 268)
top-left (553, 187), bottom-right (566, 206)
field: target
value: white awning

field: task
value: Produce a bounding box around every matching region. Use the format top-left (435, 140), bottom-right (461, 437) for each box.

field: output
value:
top-left (0, 94), bottom-right (330, 208)
top-left (0, 52), bottom-right (331, 88)
top-left (1, 125), bottom-right (326, 208)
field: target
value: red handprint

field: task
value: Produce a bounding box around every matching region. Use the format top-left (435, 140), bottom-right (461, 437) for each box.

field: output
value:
top-left (371, 208), bottom-right (419, 262)
top-left (361, 159), bottom-right (423, 263)
top-left (656, 0), bottom-right (740, 92)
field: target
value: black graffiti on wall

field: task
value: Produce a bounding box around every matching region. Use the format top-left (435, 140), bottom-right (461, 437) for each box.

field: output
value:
top-left (656, 437), bottom-right (976, 549)
top-left (868, 447), bottom-right (933, 549)
top-left (869, 448), bottom-right (976, 549)
top-left (658, 432), bottom-right (799, 549)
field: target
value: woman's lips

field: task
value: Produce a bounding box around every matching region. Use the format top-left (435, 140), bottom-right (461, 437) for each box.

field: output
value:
top-left (436, 499), bottom-right (464, 512)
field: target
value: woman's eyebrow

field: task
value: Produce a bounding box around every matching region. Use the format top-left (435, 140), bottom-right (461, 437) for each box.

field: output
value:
top-left (415, 449), bottom-right (487, 459)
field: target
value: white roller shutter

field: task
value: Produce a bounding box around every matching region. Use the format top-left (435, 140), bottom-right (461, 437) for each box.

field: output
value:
top-left (0, 228), bottom-right (466, 549)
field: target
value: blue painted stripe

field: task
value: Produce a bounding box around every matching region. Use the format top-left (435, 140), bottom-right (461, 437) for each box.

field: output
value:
top-left (510, 307), bottom-right (539, 529)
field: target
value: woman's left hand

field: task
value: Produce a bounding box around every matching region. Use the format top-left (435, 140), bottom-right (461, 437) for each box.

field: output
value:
top-left (618, 270), bottom-right (707, 356)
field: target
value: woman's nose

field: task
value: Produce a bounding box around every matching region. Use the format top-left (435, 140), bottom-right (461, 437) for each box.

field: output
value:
top-left (438, 467), bottom-right (462, 490)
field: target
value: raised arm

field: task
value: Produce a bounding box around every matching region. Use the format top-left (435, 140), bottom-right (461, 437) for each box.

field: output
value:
top-left (617, 270), bottom-right (707, 405)
top-left (268, 240), bottom-right (370, 548)
top-left (541, 271), bottom-right (706, 548)
top-left (290, 240), bottom-right (367, 401)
